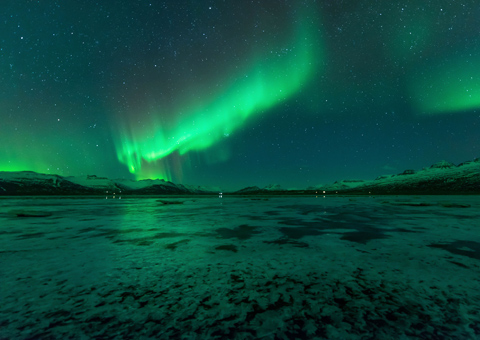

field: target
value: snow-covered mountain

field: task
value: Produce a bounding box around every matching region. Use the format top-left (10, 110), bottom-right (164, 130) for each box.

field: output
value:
top-left (0, 171), bottom-right (98, 195)
top-left (233, 184), bottom-right (285, 194)
top-left (1, 158), bottom-right (479, 195)
top-left (66, 175), bottom-right (119, 191)
top-left (316, 158), bottom-right (480, 194)
top-left (234, 158), bottom-right (480, 195)
top-left (0, 172), bottom-right (216, 196)
top-left (263, 184), bottom-right (285, 191)
top-left (235, 186), bottom-right (261, 194)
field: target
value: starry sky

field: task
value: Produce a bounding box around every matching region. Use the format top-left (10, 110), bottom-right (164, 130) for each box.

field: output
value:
top-left (1, 0), bottom-right (479, 190)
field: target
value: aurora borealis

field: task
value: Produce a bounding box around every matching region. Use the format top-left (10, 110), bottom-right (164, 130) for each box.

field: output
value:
top-left (114, 10), bottom-right (323, 180)
top-left (1, 1), bottom-right (479, 190)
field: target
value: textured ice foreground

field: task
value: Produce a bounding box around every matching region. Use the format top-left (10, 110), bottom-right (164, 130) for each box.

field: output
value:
top-left (0, 195), bottom-right (479, 339)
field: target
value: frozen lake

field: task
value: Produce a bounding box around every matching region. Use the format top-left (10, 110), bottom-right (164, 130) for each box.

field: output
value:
top-left (1, 195), bottom-right (479, 339)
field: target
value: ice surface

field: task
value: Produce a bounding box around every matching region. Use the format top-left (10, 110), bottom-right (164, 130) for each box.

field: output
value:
top-left (0, 195), bottom-right (479, 339)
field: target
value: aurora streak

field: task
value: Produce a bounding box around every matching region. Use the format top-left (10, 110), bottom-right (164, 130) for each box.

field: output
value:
top-left (409, 50), bottom-right (480, 115)
top-left (113, 16), bottom-right (324, 181)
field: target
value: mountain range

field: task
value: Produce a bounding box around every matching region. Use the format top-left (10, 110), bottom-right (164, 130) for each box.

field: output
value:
top-left (0, 172), bottom-right (218, 196)
top-left (1, 158), bottom-right (479, 195)
top-left (235, 159), bottom-right (480, 195)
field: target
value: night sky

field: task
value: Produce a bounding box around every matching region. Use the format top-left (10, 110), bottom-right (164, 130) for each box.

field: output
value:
top-left (2, 1), bottom-right (479, 190)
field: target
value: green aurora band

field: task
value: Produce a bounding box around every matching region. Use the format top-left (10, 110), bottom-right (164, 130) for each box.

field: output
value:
top-left (113, 15), bottom-right (325, 181)
top-left (409, 50), bottom-right (480, 115)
